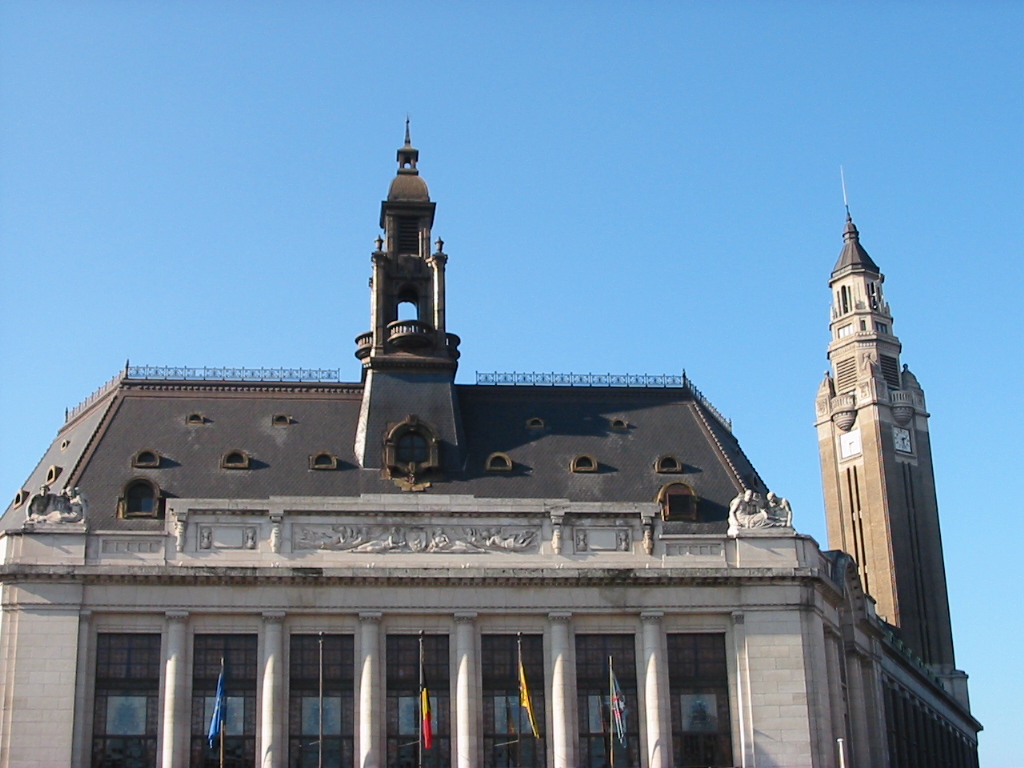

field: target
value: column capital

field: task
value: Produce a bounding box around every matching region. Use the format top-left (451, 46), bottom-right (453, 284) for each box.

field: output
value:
top-left (548, 611), bottom-right (572, 622)
top-left (359, 611), bottom-right (383, 623)
top-left (166, 610), bottom-right (189, 622)
top-left (262, 611), bottom-right (286, 624)
top-left (454, 611), bottom-right (478, 623)
top-left (640, 611), bottom-right (664, 622)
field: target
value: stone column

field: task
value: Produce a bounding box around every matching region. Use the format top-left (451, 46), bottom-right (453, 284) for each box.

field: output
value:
top-left (641, 612), bottom-right (668, 768)
top-left (358, 612), bottom-right (382, 768)
top-left (261, 612), bottom-right (285, 768)
top-left (70, 610), bottom-right (92, 768)
top-left (161, 611), bottom-right (189, 768)
top-left (549, 612), bottom-right (573, 768)
top-left (454, 612), bottom-right (478, 768)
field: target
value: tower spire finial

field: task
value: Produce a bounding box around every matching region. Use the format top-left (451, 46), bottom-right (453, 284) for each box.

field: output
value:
top-left (405, 115), bottom-right (412, 147)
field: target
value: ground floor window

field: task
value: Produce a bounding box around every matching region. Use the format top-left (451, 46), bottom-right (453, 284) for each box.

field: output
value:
top-left (386, 634), bottom-right (450, 768)
top-left (667, 633), bottom-right (732, 767)
top-left (575, 634), bottom-right (641, 768)
top-left (190, 634), bottom-right (258, 768)
top-left (288, 634), bottom-right (355, 768)
top-left (482, 634), bottom-right (546, 768)
top-left (92, 633), bottom-right (162, 768)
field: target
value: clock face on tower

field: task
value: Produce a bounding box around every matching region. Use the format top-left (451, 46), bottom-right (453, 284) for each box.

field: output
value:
top-left (839, 429), bottom-right (862, 459)
top-left (893, 426), bottom-right (913, 453)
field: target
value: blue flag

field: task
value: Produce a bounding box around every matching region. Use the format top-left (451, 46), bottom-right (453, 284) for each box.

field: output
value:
top-left (208, 660), bottom-right (226, 749)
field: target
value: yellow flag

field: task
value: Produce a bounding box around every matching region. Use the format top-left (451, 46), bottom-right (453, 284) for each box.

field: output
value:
top-left (518, 654), bottom-right (541, 738)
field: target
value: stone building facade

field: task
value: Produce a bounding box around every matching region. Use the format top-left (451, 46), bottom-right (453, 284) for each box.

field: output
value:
top-left (0, 133), bottom-right (979, 767)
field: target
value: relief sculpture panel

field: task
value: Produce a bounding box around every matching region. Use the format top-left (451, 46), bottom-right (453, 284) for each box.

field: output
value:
top-left (293, 524), bottom-right (538, 554)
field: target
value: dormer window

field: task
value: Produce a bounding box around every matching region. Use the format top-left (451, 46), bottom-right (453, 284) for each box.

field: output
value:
top-left (485, 452), bottom-right (513, 472)
top-left (119, 479), bottom-right (163, 520)
top-left (60, 439), bottom-right (70, 451)
top-left (221, 450), bottom-right (251, 470)
top-left (658, 483), bottom-right (699, 522)
top-left (272, 414), bottom-right (292, 427)
top-left (186, 413), bottom-right (207, 425)
top-left (655, 455), bottom-right (683, 474)
top-left (310, 452), bottom-right (339, 470)
top-left (384, 416), bottom-right (440, 478)
top-left (526, 417), bottom-right (545, 430)
top-left (12, 490), bottom-right (28, 508)
top-left (45, 465), bottom-right (62, 484)
top-left (571, 454), bottom-right (598, 473)
top-left (132, 450), bottom-right (161, 469)
top-left (610, 418), bottom-right (629, 431)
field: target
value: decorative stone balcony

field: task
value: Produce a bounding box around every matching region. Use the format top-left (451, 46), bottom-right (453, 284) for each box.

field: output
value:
top-left (387, 319), bottom-right (435, 349)
top-left (830, 394), bottom-right (857, 431)
top-left (445, 333), bottom-right (461, 360)
top-left (889, 389), bottom-right (915, 425)
top-left (354, 332), bottom-right (373, 360)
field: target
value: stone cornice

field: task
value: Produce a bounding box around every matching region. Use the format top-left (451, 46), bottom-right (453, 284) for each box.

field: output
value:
top-left (0, 562), bottom-right (828, 589)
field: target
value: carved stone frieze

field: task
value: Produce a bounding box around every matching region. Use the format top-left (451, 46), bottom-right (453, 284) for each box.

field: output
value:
top-left (293, 524), bottom-right (538, 554)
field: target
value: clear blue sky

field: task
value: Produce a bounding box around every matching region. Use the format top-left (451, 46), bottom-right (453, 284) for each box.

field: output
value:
top-left (1, 2), bottom-right (1020, 764)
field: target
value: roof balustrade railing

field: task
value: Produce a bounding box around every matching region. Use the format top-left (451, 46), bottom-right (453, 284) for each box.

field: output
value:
top-left (475, 370), bottom-right (732, 432)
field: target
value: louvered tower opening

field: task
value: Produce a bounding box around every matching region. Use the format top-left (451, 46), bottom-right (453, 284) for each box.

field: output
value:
top-left (835, 357), bottom-right (857, 393)
top-left (396, 217), bottom-right (420, 254)
top-left (880, 355), bottom-right (901, 389)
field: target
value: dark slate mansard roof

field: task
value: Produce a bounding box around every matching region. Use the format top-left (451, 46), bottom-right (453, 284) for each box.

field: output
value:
top-left (2, 373), bottom-right (766, 533)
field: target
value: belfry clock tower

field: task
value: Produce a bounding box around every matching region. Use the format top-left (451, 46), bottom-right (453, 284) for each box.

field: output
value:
top-left (815, 215), bottom-right (965, 691)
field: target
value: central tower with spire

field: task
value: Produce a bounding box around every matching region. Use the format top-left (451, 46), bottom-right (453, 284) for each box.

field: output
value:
top-left (353, 126), bottom-right (464, 480)
top-left (814, 213), bottom-right (967, 700)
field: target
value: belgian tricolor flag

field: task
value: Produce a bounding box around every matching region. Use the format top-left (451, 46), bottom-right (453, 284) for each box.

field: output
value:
top-left (419, 633), bottom-right (433, 750)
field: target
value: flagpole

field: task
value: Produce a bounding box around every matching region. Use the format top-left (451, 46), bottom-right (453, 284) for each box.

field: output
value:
top-left (608, 656), bottom-right (615, 768)
top-left (318, 632), bottom-right (325, 768)
top-left (219, 657), bottom-right (225, 768)
top-left (419, 631), bottom-right (425, 768)
top-left (516, 634), bottom-right (523, 768)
